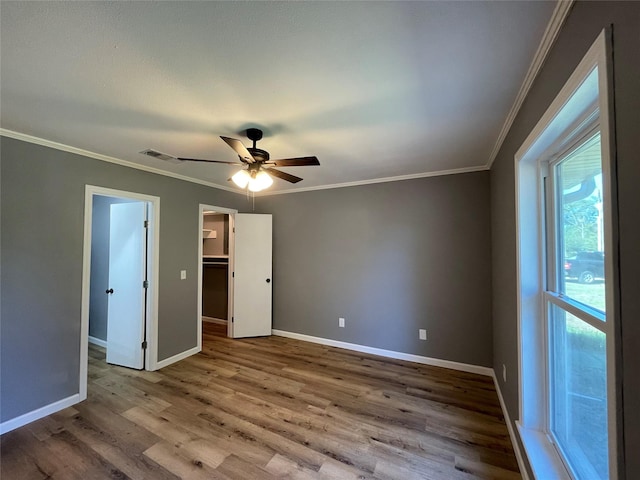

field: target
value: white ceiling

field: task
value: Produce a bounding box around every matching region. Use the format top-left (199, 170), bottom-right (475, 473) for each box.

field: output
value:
top-left (0, 1), bottom-right (557, 193)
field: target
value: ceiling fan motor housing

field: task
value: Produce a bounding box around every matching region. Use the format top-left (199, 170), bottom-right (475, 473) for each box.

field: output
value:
top-left (248, 148), bottom-right (270, 162)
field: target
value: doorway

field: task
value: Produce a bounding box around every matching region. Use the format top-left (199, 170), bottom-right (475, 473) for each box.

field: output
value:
top-left (197, 205), bottom-right (274, 343)
top-left (198, 205), bottom-right (236, 341)
top-left (80, 186), bottom-right (160, 401)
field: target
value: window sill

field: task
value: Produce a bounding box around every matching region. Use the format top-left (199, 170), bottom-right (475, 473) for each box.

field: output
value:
top-left (517, 422), bottom-right (572, 480)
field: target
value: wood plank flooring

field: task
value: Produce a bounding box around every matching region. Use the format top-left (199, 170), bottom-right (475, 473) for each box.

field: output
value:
top-left (1, 322), bottom-right (521, 479)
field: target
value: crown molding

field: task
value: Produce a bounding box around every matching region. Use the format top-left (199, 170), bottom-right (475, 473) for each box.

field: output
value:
top-left (256, 165), bottom-right (489, 197)
top-left (0, 128), bottom-right (243, 195)
top-left (486, 0), bottom-right (575, 169)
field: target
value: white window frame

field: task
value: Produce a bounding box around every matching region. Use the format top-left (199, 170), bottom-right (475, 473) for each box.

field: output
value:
top-left (514, 30), bottom-right (617, 480)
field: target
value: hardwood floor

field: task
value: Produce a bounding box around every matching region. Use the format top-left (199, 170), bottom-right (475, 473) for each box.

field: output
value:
top-left (1, 323), bottom-right (521, 479)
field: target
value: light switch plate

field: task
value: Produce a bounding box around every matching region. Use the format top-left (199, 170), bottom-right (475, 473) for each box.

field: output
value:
top-left (419, 329), bottom-right (427, 340)
top-left (180, 270), bottom-right (187, 280)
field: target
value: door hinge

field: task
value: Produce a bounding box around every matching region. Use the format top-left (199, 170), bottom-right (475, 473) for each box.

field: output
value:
top-left (232, 317), bottom-right (234, 323)
top-left (143, 280), bottom-right (149, 288)
top-left (144, 220), bottom-right (149, 228)
top-left (142, 341), bottom-right (148, 349)
top-left (232, 271), bottom-right (235, 278)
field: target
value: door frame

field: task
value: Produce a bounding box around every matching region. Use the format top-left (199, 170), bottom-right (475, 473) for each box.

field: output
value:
top-left (80, 185), bottom-right (161, 400)
top-left (198, 204), bottom-right (237, 343)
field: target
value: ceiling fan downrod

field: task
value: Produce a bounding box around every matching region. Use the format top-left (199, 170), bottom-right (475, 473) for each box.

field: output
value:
top-left (244, 128), bottom-right (270, 162)
top-left (246, 128), bottom-right (263, 150)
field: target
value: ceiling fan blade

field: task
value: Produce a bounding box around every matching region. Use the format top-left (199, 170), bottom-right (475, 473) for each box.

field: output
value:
top-left (264, 167), bottom-right (303, 184)
top-left (268, 156), bottom-right (320, 167)
top-left (177, 157), bottom-right (243, 165)
top-left (220, 136), bottom-right (255, 163)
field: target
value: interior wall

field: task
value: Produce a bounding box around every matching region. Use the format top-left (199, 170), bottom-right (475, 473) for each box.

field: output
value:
top-left (255, 171), bottom-right (493, 367)
top-left (202, 213), bottom-right (230, 320)
top-left (202, 213), bottom-right (228, 256)
top-left (89, 195), bottom-right (136, 341)
top-left (489, 2), bottom-right (640, 478)
top-left (0, 137), bottom-right (248, 422)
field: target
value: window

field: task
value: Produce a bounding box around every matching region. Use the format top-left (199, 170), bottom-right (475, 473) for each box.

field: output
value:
top-left (515, 31), bottom-right (617, 480)
top-left (546, 132), bottom-right (609, 479)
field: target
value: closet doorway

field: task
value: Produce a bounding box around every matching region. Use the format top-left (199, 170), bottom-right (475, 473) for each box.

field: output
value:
top-left (198, 205), bottom-right (236, 339)
top-left (197, 205), bottom-right (273, 343)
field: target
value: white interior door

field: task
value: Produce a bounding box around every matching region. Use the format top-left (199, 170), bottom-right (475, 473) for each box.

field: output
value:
top-left (233, 213), bottom-right (272, 338)
top-left (107, 202), bottom-right (146, 369)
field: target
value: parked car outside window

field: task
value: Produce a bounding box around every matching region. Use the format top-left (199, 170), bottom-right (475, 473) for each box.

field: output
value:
top-left (564, 251), bottom-right (604, 284)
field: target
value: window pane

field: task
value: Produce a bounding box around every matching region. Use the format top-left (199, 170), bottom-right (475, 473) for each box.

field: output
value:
top-left (549, 305), bottom-right (608, 479)
top-left (556, 134), bottom-right (606, 315)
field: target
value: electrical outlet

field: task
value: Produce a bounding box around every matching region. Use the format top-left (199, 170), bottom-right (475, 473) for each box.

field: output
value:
top-left (502, 364), bottom-right (507, 382)
top-left (419, 329), bottom-right (427, 340)
top-left (180, 270), bottom-right (187, 280)
top-left (339, 317), bottom-right (345, 328)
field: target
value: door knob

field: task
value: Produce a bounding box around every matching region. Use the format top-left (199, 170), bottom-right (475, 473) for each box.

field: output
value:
top-left (106, 288), bottom-right (114, 294)
top-left (266, 278), bottom-right (271, 283)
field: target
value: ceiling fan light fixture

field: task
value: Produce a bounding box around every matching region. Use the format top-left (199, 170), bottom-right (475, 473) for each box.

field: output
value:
top-left (248, 170), bottom-right (273, 192)
top-left (231, 169), bottom-right (251, 188)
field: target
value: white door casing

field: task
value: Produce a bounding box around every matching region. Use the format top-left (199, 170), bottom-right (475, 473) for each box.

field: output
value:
top-left (106, 202), bottom-right (147, 369)
top-left (232, 213), bottom-right (273, 338)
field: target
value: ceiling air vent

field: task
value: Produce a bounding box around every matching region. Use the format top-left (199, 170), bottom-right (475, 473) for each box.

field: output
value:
top-left (140, 149), bottom-right (181, 163)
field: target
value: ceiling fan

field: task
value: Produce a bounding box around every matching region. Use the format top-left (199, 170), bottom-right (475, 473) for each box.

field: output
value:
top-left (141, 128), bottom-right (319, 192)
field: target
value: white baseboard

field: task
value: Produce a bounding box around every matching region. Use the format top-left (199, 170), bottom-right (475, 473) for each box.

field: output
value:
top-left (271, 329), bottom-right (493, 377)
top-left (0, 393), bottom-right (81, 435)
top-left (491, 372), bottom-right (530, 480)
top-left (88, 335), bottom-right (107, 348)
top-left (154, 346), bottom-right (200, 370)
top-left (202, 316), bottom-right (228, 325)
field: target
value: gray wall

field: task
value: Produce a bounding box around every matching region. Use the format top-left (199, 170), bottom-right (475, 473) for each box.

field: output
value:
top-left (490, 2), bottom-right (640, 478)
top-left (255, 171), bottom-right (493, 367)
top-left (0, 137), bottom-right (248, 422)
top-left (89, 195), bottom-right (136, 341)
